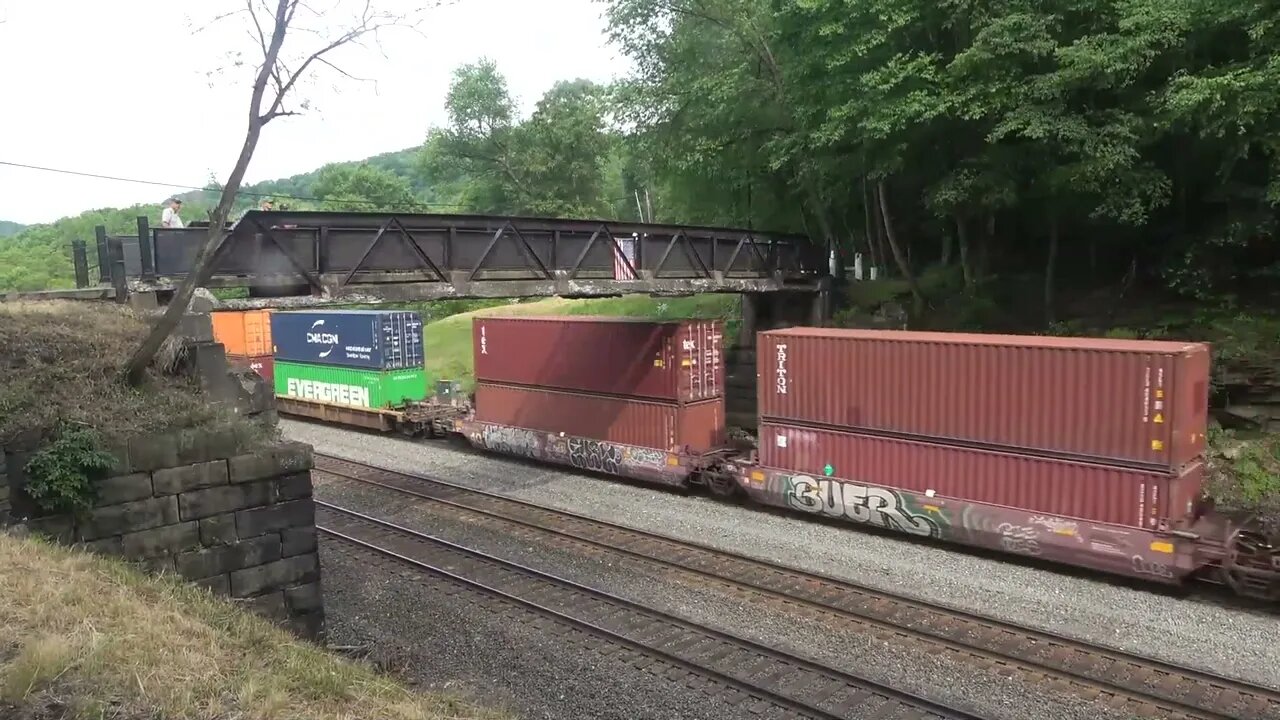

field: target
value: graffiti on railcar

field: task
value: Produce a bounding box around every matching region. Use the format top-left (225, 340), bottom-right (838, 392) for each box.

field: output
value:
top-left (624, 447), bottom-right (667, 468)
top-left (568, 438), bottom-right (624, 474)
top-left (1131, 555), bottom-right (1175, 579)
top-left (480, 425), bottom-right (538, 459)
top-left (996, 522), bottom-right (1042, 557)
top-left (1029, 514), bottom-right (1081, 541)
top-left (782, 475), bottom-right (940, 538)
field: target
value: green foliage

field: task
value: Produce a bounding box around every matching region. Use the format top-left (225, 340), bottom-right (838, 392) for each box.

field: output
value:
top-left (310, 164), bottom-right (418, 212)
top-left (0, 220), bottom-right (26, 238)
top-left (1207, 427), bottom-right (1280, 514)
top-left (22, 423), bottom-right (116, 516)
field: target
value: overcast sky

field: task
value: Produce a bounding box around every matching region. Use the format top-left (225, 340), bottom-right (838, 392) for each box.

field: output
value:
top-left (0, 0), bottom-right (632, 225)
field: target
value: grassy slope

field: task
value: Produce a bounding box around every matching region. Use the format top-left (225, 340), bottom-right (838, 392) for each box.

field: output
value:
top-left (424, 294), bottom-right (741, 390)
top-left (0, 301), bottom-right (268, 449)
top-left (0, 532), bottom-right (504, 720)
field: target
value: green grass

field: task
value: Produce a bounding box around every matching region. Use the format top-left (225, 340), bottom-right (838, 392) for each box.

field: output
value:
top-left (424, 294), bottom-right (741, 390)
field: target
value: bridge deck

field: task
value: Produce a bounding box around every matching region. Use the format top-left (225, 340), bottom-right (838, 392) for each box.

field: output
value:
top-left (93, 211), bottom-right (826, 307)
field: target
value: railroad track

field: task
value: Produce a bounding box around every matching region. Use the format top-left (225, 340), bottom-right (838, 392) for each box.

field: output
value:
top-left (317, 501), bottom-right (981, 720)
top-left (313, 453), bottom-right (1280, 720)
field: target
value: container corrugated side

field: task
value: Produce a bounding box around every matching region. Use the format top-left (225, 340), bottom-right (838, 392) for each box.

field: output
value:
top-left (474, 381), bottom-right (726, 453)
top-left (273, 360), bottom-right (427, 409)
top-left (758, 420), bottom-right (1202, 529)
top-left (758, 328), bottom-right (1210, 471)
top-left (211, 310), bottom-right (273, 357)
top-left (271, 310), bottom-right (424, 370)
top-left (473, 316), bottom-right (724, 402)
top-left (228, 354), bottom-right (274, 383)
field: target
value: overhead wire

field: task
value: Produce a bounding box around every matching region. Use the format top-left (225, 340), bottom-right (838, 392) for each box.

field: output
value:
top-left (0, 159), bottom-right (652, 215)
top-left (0, 159), bottom-right (478, 212)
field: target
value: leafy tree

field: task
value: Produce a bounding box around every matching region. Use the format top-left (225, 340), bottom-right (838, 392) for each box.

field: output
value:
top-left (311, 164), bottom-right (418, 212)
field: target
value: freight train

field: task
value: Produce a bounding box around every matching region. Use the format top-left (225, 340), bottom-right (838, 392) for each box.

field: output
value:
top-left (211, 308), bottom-right (1280, 604)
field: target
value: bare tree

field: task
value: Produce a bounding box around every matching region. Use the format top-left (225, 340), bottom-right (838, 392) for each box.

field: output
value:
top-left (122, 0), bottom-right (427, 386)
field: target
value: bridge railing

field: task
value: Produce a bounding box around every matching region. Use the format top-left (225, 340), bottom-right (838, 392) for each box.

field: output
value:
top-left (95, 211), bottom-right (824, 290)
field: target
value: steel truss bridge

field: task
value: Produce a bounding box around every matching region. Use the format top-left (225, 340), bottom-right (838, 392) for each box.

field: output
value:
top-left (77, 211), bottom-right (828, 309)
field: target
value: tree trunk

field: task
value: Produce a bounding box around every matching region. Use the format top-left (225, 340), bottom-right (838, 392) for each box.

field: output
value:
top-left (876, 179), bottom-right (925, 312)
top-left (1044, 214), bottom-right (1060, 327)
top-left (940, 227), bottom-right (954, 267)
top-left (862, 176), bottom-right (881, 274)
top-left (122, 0), bottom-right (289, 387)
top-left (871, 181), bottom-right (888, 277)
top-left (955, 213), bottom-right (973, 291)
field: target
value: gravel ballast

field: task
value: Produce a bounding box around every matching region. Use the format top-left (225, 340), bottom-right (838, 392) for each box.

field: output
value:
top-left (320, 538), bottom-right (778, 720)
top-left (285, 419), bottom-right (1280, 694)
top-left (316, 469), bottom-right (1128, 720)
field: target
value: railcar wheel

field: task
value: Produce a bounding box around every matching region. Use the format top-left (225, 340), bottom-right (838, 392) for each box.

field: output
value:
top-left (706, 472), bottom-right (739, 499)
top-left (1221, 527), bottom-right (1280, 602)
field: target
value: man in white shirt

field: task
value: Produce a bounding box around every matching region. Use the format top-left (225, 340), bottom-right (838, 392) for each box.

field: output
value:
top-left (161, 198), bottom-right (184, 228)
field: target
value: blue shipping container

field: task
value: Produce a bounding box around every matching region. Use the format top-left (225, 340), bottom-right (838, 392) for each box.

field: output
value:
top-left (270, 310), bottom-right (425, 370)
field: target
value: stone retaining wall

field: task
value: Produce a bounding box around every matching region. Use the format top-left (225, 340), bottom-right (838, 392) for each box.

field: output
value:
top-left (5, 431), bottom-right (323, 639)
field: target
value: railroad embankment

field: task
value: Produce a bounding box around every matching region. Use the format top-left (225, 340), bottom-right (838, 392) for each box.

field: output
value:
top-left (0, 530), bottom-right (506, 720)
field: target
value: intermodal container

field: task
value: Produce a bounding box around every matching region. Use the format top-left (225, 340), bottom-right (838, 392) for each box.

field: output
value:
top-left (271, 310), bottom-right (424, 370)
top-left (227, 354), bottom-right (274, 383)
top-left (274, 360), bottom-right (427, 409)
top-left (211, 310), bottom-right (273, 357)
top-left (758, 328), bottom-right (1210, 471)
top-left (474, 381), bottom-right (726, 453)
top-left (758, 421), bottom-right (1203, 530)
top-left (473, 316), bottom-right (724, 402)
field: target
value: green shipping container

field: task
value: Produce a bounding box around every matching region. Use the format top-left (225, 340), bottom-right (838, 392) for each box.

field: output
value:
top-left (274, 361), bottom-right (428, 409)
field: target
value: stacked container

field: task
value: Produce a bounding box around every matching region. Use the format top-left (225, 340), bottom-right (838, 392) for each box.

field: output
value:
top-left (211, 310), bottom-right (275, 383)
top-left (270, 309), bottom-right (427, 410)
top-left (473, 316), bottom-right (727, 454)
top-left (756, 328), bottom-right (1211, 530)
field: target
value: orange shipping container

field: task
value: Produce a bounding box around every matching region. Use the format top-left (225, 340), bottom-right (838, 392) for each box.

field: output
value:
top-left (211, 310), bottom-right (273, 357)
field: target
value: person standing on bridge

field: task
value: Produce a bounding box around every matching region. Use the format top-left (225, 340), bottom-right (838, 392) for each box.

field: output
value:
top-left (161, 198), bottom-right (184, 228)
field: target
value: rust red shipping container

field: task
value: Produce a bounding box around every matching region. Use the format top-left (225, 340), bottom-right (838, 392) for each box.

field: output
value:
top-left (759, 421), bottom-right (1203, 530)
top-left (473, 316), bottom-right (725, 402)
top-left (757, 328), bottom-right (1210, 472)
top-left (474, 382), bottom-right (726, 453)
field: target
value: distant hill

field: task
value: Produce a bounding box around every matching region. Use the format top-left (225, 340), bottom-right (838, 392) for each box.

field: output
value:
top-left (0, 220), bottom-right (26, 238)
top-left (175, 147), bottom-right (423, 209)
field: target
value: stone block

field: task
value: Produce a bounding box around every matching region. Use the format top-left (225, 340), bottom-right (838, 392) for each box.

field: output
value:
top-left (177, 313), bottom-right (214, 343)
top-left (26, 515), bottom-right (75, 543)
top-left (274, 472), bottom-right (313, 502)
top-left (83, 535), bottom-right (124, 557)
top-left (228, 443), bottom-right (313, 485)
top-left (133, 555), bottom-right (176, 575)
top-left (128, 291), bottom-right (160, 312)
top-left (126, 434), bottom-right (180, 473)
top-left (178, 481), bottom-right (274, 522)
top-left (121, 521), bottom-right (201, 559)
top-left (176, 534), bottom-right (282, 580)
top-left (235, 499), bottom-right (314, 539)
top-left (93, 473), bottom-right (153, 506)
top-left (280, 527), bottom-right (317, 557)
top-left (78, 497), bottom-right (179, 542)
top-left (242, 590), bottom-right (288, 620)
top-left (194, 573), bottom-right (230, 596)
top-left (175, 427), bottom-right (246, 467)
top-left (153, 460), bottom-right (229, 495)
top-left (230, 552), bottom-right (319, 598)
top-left (284, 581), bottom-right (323, 613)
top-left (199, 513), bottom-right (238, 546)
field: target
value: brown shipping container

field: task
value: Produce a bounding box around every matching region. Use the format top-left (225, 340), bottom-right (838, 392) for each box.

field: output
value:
top-left (227, 354), bottom-right (274, 383)
top-left (759, 421), bottom-right (1204, 529)
top-left (474, 382), bottom-right (726, 453)
top-left (758, 328), bottom-right (1210, 470)
top-left (211, 310), bottom-right (273, 357)
top-left (473, 316), bottom-right (724, 402)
